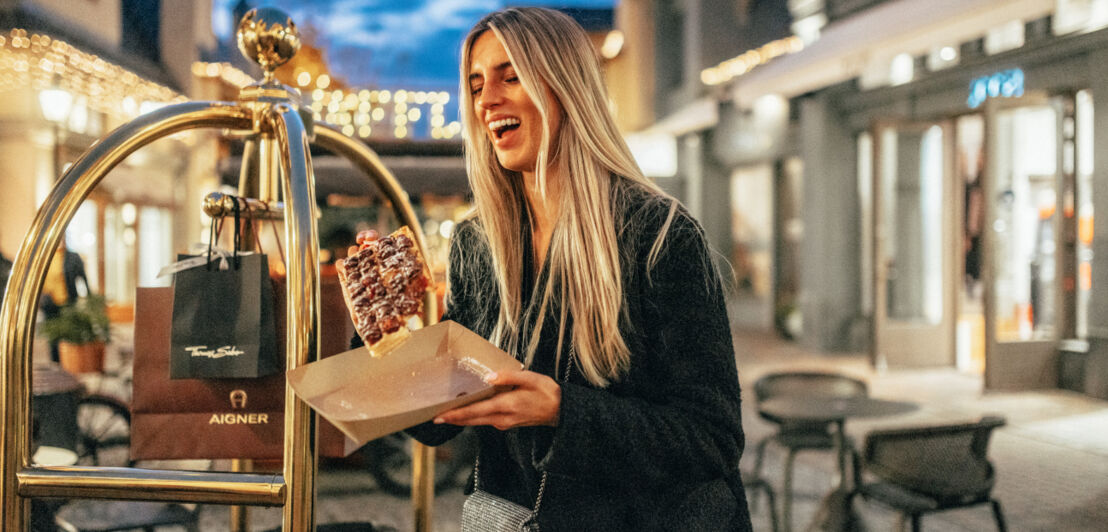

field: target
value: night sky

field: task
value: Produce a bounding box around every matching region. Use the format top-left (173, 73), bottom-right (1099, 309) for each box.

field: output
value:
top-left (213, 1), bottom-right (616, 91)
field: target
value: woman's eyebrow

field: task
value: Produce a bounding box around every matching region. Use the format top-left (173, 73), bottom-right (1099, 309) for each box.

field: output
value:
top-left (470, 61), bottom-right (514, 82)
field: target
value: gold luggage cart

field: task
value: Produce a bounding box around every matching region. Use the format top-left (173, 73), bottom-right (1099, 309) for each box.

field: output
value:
top-left (1, 8), bottom-right (437, 531)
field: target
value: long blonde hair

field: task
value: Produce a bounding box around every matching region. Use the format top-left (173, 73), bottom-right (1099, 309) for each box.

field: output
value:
top-left (458, 7), bottom-right (676, 386)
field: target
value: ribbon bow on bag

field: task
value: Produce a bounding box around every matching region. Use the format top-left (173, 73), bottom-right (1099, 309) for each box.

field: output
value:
top-left (157, 245), bottom-right (251, 279)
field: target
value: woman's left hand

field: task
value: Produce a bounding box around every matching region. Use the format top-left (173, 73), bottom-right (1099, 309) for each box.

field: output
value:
top-left (433, 369), bottom-right (562, 430)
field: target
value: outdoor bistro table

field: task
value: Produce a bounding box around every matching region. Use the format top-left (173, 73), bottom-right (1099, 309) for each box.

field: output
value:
top-left (758, 395), bottom-right (919, 532)
top-left (31, 364), bottom-right (83, 451)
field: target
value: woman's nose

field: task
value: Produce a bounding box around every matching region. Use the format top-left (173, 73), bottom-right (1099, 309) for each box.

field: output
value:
top-left (477, 82), bottom-right (504, 109)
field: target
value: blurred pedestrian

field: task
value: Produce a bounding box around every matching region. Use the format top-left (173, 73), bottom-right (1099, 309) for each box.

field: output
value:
top-left (385, 7), bottom-right (751, 531)
top-left (0, 249), bottom-right (12, 305)
top-left (40, 246), bottom-right (88, 362)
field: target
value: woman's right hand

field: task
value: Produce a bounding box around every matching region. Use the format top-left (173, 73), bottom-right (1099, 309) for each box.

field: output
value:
top-left (433, 369), bottom-right (562, 430)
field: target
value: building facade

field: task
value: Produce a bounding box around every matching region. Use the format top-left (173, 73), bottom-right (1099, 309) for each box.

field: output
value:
top-left (0, 0), bottom-right (220, 306)
top-left (638, 0), bottom-right (1108, 398)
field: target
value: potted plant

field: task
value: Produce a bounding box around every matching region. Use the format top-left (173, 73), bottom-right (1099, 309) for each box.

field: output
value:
top-left (39, 294), bottom-right (111, 373)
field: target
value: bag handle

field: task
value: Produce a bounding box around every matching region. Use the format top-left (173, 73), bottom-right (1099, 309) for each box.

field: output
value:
top-left (206, 207), bottom-right (230, 271)
top-left (232, 195), bottom-right (242, 269)
top-left (203, 194), bottom-right (288, 272)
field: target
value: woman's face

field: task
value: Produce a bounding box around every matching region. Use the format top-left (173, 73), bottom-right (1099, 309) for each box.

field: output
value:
top-left (468, 30), bottom-right (562, 177)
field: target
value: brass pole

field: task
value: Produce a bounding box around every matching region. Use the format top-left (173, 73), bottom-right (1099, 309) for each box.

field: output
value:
top-left (257, 134), bottom-right (283, 204)
top-left (229, 104), bottom-right (280, 532)
top-left (0, 102), bottom-right (252, 530)
top-left (313, 124), bottom-right (439, 532)
top-left (411, 443), bottom-right (436, 532)
top-left (270, 105), bottom-right (320, 532)
top-left (230, 459), bottom-right (254, 531)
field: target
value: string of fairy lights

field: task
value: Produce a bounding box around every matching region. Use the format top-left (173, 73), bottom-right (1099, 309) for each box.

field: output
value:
top-left (192, 61), bottom-right (462, 141)
top-left (0, 29), bottom-right (186, 125)
top-left (0, 28), bottom-right (459, 143)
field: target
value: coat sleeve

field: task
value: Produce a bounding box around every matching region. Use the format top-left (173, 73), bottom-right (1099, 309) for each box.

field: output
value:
top-left (534, 213), bottom-right (745, 488)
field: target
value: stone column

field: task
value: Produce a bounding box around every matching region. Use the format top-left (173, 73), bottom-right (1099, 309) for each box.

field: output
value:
top-left (797, 92), bottom-right (863, 351)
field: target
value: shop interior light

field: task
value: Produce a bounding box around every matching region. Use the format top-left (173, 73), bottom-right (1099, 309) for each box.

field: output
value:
top-left (439, 219), bottom-right (454, 239)
top-left (623, 131), bottom-right (677, 178)
top-left (68, 96), bottom-right (89, 134)
top-left (600, 30), bottom-right (624, 60)
top-left (121, 96), bottom-right (138, 116)
top-left (791, 13), bottom-right (827, 45)
top-left (139, 101), bottom-right (165, 116)
top-left (889, 53), bottom-right (914, 85)
top-left (985, 20), bottom-right (1025, 55)
top-left (120, 202), bottom-right (137, 226)
top-left (39, 87), bottom-right (73, 124)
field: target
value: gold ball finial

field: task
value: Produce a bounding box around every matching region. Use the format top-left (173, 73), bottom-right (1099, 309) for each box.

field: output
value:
top-left (236, 7), bottom-right (300, 79)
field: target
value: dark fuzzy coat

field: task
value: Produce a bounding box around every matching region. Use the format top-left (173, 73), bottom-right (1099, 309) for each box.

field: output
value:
top-left (408, 183), bottom-right (752, 531)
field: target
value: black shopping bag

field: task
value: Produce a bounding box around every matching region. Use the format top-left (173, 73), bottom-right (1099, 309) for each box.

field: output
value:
top-left (169, 252), bottom-right (280, 379)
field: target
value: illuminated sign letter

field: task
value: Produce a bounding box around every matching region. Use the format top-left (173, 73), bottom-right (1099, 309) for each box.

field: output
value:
top-left (968, 69), bottom-right (1024, 108)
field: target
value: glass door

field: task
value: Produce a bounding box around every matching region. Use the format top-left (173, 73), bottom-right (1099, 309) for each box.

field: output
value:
top-left (982, 93), bottom-right (1066, 389)
top-left (870, 120), bottom-right (957, 368)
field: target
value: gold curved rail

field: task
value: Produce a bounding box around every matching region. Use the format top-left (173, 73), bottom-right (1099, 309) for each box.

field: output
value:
top-left (1, 99), bottom-right (440, 531)
top-left (270, 105), bottom-right (321, 532)
top-left (0, 102), bottom-right (271, 529)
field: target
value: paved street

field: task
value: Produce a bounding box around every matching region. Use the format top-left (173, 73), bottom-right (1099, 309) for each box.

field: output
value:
top-left (189, 324), bottom-right (1108, 531)
top-left (41, 319), bottom-right (1108, 531)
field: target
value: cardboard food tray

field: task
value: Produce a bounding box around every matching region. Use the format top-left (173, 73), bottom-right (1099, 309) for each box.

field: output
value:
top-left (287, 320), bottom-right (522, 446)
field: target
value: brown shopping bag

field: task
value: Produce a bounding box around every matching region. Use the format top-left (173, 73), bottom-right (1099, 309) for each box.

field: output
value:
top-left (131, 276), bottom-right (359, 460)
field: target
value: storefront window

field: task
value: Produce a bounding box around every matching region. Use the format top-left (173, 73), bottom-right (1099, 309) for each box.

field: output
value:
top-left (879, 126), bottom-right (944, 325)
top-left (66, 201), bottom-right (100, 293)
top-left (729, 164), bottom-right (773, 300)
top-left (992, 105), bottom-right (1057, 341)
top-left (138, 207), bottom-right (173, 288)
top-left (103, 205), bottom-right (135, 303)
top-left (1076, 90), bottom-right (1094, 339)
top-left (1054, 0), bottom-right (1108, 35)
top-left (857, 132), bottom-right (873, 316)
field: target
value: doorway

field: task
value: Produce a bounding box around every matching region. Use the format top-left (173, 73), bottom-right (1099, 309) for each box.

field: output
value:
top-left (869, 120), bottom-right (958, 368)
top-left (981, 91), bottom-right (1093, 389)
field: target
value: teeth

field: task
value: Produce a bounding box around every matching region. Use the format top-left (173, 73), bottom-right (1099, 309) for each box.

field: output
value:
top-left (488, 117), bottom-right (520, 131)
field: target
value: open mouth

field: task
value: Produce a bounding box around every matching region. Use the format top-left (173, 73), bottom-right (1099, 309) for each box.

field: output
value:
top-left (489, 117), bottom-right (521, 140)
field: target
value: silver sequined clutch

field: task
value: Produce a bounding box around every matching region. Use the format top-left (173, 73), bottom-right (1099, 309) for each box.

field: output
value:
top-left (461, 488), bottom-right (538, 532)
top-left (461, 346), bottom-right (573, 532)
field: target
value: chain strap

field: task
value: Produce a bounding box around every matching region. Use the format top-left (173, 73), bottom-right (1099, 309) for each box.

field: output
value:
top-left (472, 343), bottom-right (576, 526)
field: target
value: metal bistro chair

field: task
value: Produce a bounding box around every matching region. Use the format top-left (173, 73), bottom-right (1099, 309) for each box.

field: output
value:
top-left (741, 470), bottom-right (781, 532)
top-left (853, 415), bottom-right (1008, 532)
top-left (750, 372), bottom-right (868, 529)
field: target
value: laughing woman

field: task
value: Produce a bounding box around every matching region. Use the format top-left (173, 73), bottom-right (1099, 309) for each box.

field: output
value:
top-left (411, 7), bottom-right (751, 531)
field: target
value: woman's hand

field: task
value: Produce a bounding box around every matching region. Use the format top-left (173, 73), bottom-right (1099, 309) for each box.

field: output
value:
top-left (433, 369), bottom-right (562, 430)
